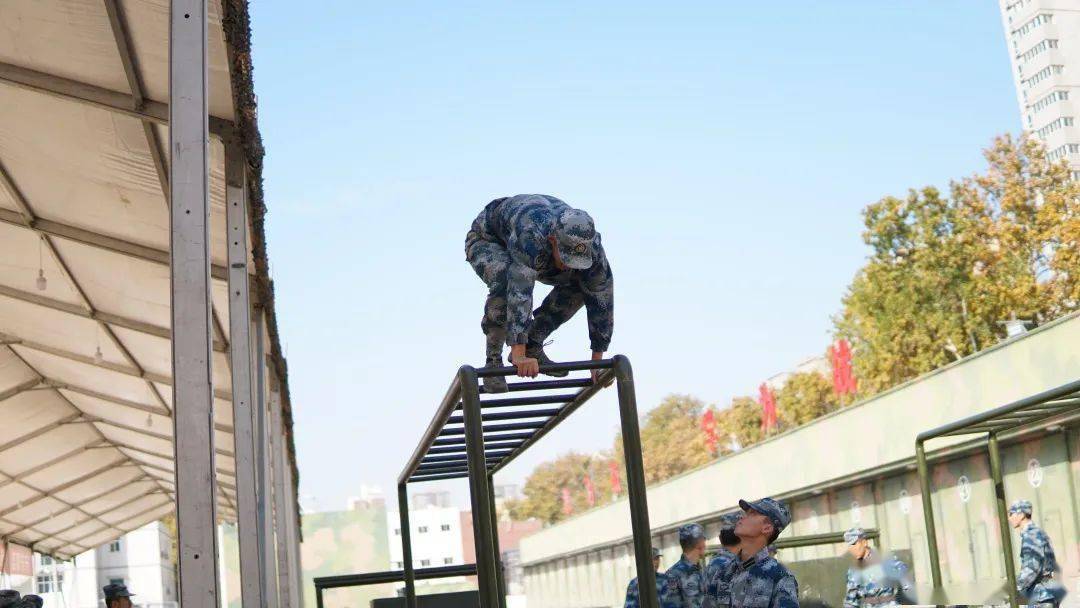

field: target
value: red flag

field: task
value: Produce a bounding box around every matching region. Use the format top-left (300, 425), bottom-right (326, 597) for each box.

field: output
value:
top-left (759, 383), bottom-right (777, 432)
top-left (701, 409), bottom-right (718, 454)
top-left (561, 487), bottom-right (573, 515)
top-left (830, 339), bottom-right (857, 396)
top-left (608, 460), bottom-right (622, 495)
top-left (583, 474), bottom-right (596, 507)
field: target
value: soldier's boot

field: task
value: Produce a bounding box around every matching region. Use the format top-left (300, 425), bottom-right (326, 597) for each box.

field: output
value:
top-left (482, 332), bottom-right (508, 394)
top-left (521, 342), bottom-right (568, 378)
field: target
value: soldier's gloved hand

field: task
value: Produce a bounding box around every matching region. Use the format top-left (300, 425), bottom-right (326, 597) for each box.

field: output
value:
top-left (510, 345), bottom-right (539, 377)
top-left (591, 351), bottom-right (605, 384)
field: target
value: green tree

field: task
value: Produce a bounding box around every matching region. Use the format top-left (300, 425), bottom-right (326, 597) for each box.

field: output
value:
top-left (632, 394), bottom-right (712, 484)
top-left (715, 396), bottom-right (763, 453)
top-left (507, 451), bottom-right (617, 523)
top-left (776, 371), bottom-right (839, 428)
top-left (834, 134), bottom-right (1080, 394)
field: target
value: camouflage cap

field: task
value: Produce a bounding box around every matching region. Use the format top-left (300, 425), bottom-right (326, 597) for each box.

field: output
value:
top-left (651, 547), bottom-right (662, 559)
top-left (554, 209), bottom-right (596, 270)
top-left (1008, 499), bottom-right (1033, 516)
top-left (17, 595), bottom-right (42, 608)
top-left (718, 511), bottom-right (743, 531)
top-left (678, 523), bottom-right (706, 543)
top-left (102, 583), bottom-right (134, 599)
top-left (843, 527), bottom-right (868, 545)
top-left (739, 497), bottom-right (791, 534)
top-left (0, 590), bottom-right (20, 608)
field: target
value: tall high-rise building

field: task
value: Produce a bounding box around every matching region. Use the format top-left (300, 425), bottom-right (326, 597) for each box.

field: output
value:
top-left (999, 0), bottom-right (1080, 179)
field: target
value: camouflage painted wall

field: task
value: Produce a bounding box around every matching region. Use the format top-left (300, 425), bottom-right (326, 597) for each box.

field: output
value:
top-left (301, 505), bottom-right (393, 608)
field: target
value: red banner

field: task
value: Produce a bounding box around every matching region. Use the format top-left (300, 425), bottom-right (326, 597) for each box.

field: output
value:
top-left (583, 474), bottom-right (596, 507)
top-left (561, 487), bottom-right (573, 515)
top-left (759, 383), bottom-right (778, 432)
top-left (608, 460), bottom-right (622, 495)
top-left (701, 409), bottom-right (718, 454)
top-left (829, 339), bottom-right (857, 396)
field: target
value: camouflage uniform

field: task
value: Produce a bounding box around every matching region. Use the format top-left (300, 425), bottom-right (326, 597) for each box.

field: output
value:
top-left (704, 512), bottom-right (744, 608)
top-left (625, 571), bottom-right (679, 608)
top-left (722, 547), bottom-right (799, 608)
top-left (665, 523), bottom-right (707, 608)
top-left (464, 195), bottom-right (614, 361)
top-left (843, 550), bottom-right (912, 608)
top-left (1010, 500), bottom-right (1064, 606)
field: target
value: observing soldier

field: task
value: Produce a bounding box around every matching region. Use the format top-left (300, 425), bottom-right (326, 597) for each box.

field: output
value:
top-left (842, 527), bottom-right (912, 608)
top-left (16, 596), bottom-right (42, 608)
top-left (103, 583), bottom-right (135, 608)
top-left (625, 547), bottom-right (678, 608)
top-left (0, 590), bottom-right (20, 608)
top-left (666, 523), bottom-right (707, 608)
top-left (722, 497), bottom-right (799, 608)
top-left (465, 194), bottom-right (614, 393)
top-left (703, 512), bottom-right (743, 608)
top-left (1009, 500), bottom-right (1067, 607)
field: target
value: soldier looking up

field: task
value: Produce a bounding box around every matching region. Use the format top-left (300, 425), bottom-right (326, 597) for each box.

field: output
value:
top-left (666, 523), bottom-right (707, 608)
top-left (842, 527), bottom-right (912, 608)
top-left (726, 498), bottom-right (799, 608)
top-left (465, 194), bottom-right (614, 393)
top-left (1009, 500), bottom-right (1066, 607)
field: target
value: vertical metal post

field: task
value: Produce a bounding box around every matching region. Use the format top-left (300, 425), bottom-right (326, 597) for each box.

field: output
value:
top-left (612, 356), bottom-right (656, 608)
top-left (255, 313), bottom-right (280, 608)
top-left (915, 440), bottom-right (943, 591)
top-left (315, 586), bottom-right (324, 608)
top-left (461, 366), bottom-right (499, 608)
top-left (169, 0), bottom-right (219, 605)
top-left (225, 141), bottom-right (264, 608)
top-left (486, 473), bottom-right (507, 608)
top-left (397, 483), bottom-right (417, 608)
top-left (988, 433), bottom-right (1019, 608)
top-left (271, 386), bottom-right (293, 606)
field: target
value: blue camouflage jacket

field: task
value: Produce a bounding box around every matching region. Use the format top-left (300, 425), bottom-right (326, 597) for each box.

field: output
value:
top-left (473, 194), bottom-right (614, 351)
top-left (843, 551), bottom-right (912, 608)
top-left (713, 548), bottom-right (799, 608)
top-left (665, 555), bottom-right (706, 608)
top-left (625, 571), bottom-right (680, 608)
top-left (1017, 523), bottom-right (1062, 603)
top-left (703, 548), bottom-right (739, 608)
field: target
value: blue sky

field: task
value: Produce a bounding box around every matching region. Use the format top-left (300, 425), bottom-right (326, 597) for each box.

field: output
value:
top-left (249, 1), bottom-right (1021, 512)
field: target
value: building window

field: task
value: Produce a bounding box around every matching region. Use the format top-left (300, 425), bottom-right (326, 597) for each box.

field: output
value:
top-left (1023, 65), bottom-right (1064, 89)
top-left (40, 555), bottom-right (53, 565)
top-left (417, 526), bottom-right (428, 533)
top-left (419, 559), bottom-right (430, 567)
top-left (440, 524), bottom-right (451, 531)
top-left (108, 541), bottom-right (121, 553)
top-left (393, 528), bottom-right (400, 536)
top-left (35, 573), bottom-right (64, 594)
top-left (444, 557), bottom-right (454, 565)
top-left (1013, 13), bottom-right (1053, 38)
top-left (1035, 116), bottom-right (1074, 139)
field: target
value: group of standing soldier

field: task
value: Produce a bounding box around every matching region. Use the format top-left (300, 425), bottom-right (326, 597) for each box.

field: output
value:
top-left (624, 497), bottom-right (798, 608)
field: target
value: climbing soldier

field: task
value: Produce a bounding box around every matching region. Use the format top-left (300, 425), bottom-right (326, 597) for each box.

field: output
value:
top-left (1009, 500), bottom-right (1067, 607)
top-left (666, 523), bottom-right (707, 608)
top-left (625, 547), bottom-right (678, 608)
top-left (842, 527), bottom-right (913, 608)
top-left (465, 194), bottom-right (614, 393)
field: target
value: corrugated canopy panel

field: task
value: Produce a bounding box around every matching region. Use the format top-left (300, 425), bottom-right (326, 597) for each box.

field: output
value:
top-left (0, 0), bottom-right (291, 559)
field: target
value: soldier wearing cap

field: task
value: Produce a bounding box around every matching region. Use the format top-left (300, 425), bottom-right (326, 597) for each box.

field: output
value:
top-left (0, 590), bottom-right (20, 608)
top-left (842, 527), bottom-right (912, 608)
top-left (665, 523), bottom-right (708, 608)
top-left (703, 512), bottom-right (742, 608)
top-left (715, 497), bottom-right (799, 608)
top-left (1009, 499), bottom-right (1066, 606)
top-left (465, 194), bottom-right (614, 392)
top-left (16, 596), bottom-right (42, 608)
top-left (625, 547), bottom-right (678, 608)
top-left (102, 583), bottom-right (135, 608)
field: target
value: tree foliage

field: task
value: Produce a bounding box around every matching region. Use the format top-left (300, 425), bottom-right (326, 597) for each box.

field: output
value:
top-left (505, 451), bottom-right (617, 524)
top-left (834, 135), bottom-right (1080, 393)
top-left (776, 371), bottom-right (840, 428)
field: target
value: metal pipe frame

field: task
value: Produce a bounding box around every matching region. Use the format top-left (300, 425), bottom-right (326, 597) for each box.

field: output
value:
top-left (915, 378), bottom-right (1080, 605)
top-left (988, 433), bottom-right (1019, 608)
top-left (370, 358), bottom-right (655, 608)
top-left (314, 563), bottom-right (479, 608)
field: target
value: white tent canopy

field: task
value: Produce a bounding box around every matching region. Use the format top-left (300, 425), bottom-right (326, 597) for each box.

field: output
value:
top-left (0, 2), bottom-right (297, 588)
